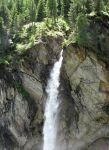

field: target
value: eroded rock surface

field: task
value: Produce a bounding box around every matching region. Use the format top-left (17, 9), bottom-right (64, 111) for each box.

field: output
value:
top-left (0, 36), bottom-right (63, 150)
top-left (62, 45), bottom-right (109, 149)
top-left (0, 36), bottom-right (109, 150)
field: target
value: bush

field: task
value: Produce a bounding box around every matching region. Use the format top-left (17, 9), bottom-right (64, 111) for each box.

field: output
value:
top-left (15, 18), bottom-right (69, 54)
top-left (67, 13), bottom-right (91, 47)
top-left (75, 13), bottom-right (90, 46)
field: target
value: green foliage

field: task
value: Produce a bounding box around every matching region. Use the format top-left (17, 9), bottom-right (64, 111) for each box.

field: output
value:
top-left (29, 0), bottom-right (37, 22)
top-left (67, 0), bottom-right (109, 50)
top-left (62, 0), bottom-right (71, 18)
top-left (68, 0), bottom-right (91, 26)
top-left (15, 83), bottom-right (29, 98)
top-left (94, 0), bottom-right (104, 14)
top-left (0, 0), bottom-right (109, 58)
top-left (46, 0), bottom-right (58, 21)
top-left (36, 0), bottom-right (45, 21)
top-left (0, 2), bottom-right (11, 27)
top-left (85, 0), bottom-right (93, 13)
top-left (0, 54), bottom-right (13, 65)
top-left (57, 0), bottom-right (61, 16)
top-left (0, 17), bottom-right (5, 33)
top-left (0, 0), bottom-right (108, 31)
top-left (75, 13), bottom-right (90, 46)
top-left (68, 0), bottom-right (109, 26)
top-left (67, 13), bottom-right (91, 47)
top-left (15, 18), bottom-right (69, 54)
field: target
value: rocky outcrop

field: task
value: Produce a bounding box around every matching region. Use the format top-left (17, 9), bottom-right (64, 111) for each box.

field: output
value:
top-left (0, 35), bottom-right (63, 150)
top-left (61, 45), bottom-right (109, 150)
top-left (0, 70), bottom-right (29, 149)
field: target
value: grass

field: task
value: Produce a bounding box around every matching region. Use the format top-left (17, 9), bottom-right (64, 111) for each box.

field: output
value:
top-left (15, 82), bottom-right (30, 98)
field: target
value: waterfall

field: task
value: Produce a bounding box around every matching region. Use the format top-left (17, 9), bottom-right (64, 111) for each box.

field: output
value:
top-left (43, 50), bottom-right (63, 150)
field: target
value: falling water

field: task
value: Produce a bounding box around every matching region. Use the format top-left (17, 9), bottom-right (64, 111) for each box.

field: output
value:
top-left (43, 50), bottom-right (63, 150)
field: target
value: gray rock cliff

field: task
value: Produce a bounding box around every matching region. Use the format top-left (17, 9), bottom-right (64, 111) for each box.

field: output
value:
top-left (0, 36), bottom-right (109, 150)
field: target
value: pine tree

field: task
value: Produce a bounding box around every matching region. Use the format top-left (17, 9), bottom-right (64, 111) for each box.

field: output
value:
top-left (62, 0), bottom-right (71, 18)
top-left (29, 0), bottom-right (37, 23)
top-left (68, 0), bottom-right (88, 25)
top-left (57, 0), bottom-right (61, 16)
top-left (0, 17), bottom-right (5, 33)
top-left (36, 0), bottom-right (45, 21)
top-left (34, 0), bottom-right (39, 5)
top-left (85, 0), bottom-right (93, 13)
top-left (94, 0), bottom-right (104, 14)
top-left (0, 1), bottom-right (11, 27)
top-left (16, 0), bottom-right (25, 14)
top-left (68, 0), bottom-right (78, 25)
top-left (46, 0), bottom-right (58, 22)
top-left (61, 0), bottom-right (64, 17)
top-left (103, 0), bottom-right (108, 5)
top-left (7, 0), bottom-right (14, 10)
top-left (11, 4), bottom-right (19, 32)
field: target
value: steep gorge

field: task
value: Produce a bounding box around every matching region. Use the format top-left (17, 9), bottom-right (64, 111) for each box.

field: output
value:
top-left (0, 34), bottom-right (109, 150)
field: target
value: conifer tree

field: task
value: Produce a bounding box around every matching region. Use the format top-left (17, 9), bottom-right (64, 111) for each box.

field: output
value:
top-left (0, 1), bottom-right (11, 27)
top-left (0, 17), bottom-right (5, 33)
top-left (11, 4), bottom-right (20, 32)
top-left (68, 0), bottom-right (78, 25)
top-left (7, 0), bottom-right (14, 10)
top-left (16, 0), bottom-right (25, 15)
top-left (68, 0), bottom-right (88, 25)
top-left (29, 0), bottom-right (37, 23)
top-left (57, 0), bottom-right (61, 16)
top-left (62, 0), bottom-right (71, 18)
top-left (94, 0), bottom-right (104, 14)
top-left (34, 0), bottom-right (39, 5)
top-left (46, 0), bottom-right (58, 21)
top-left (85, 0), bottom-right (93, 13)
top-left (36, 0), bottom-right (45, 21)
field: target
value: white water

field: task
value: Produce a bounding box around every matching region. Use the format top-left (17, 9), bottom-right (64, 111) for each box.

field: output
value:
top-left (43, 50), bottom-right (63, 150)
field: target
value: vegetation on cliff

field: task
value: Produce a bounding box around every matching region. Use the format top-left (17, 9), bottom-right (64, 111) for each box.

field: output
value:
top-left (0, 0), bottom-right (109, 64)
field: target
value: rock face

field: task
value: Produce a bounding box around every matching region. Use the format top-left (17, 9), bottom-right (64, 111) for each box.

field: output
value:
top-left (62, 45), bottom-right (109, 150)
top-left (0, 35), bottom-right (63, 150)
top-left (0, 36), bottom-right (109, 150)
top-left (0, 70), bottom-right (29, 150)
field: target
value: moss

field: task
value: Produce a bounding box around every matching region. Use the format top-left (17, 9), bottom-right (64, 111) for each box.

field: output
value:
top-left (15, 83), bottom-right (29, 99)
top-left (0, 55), bottom-right (13, 65)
